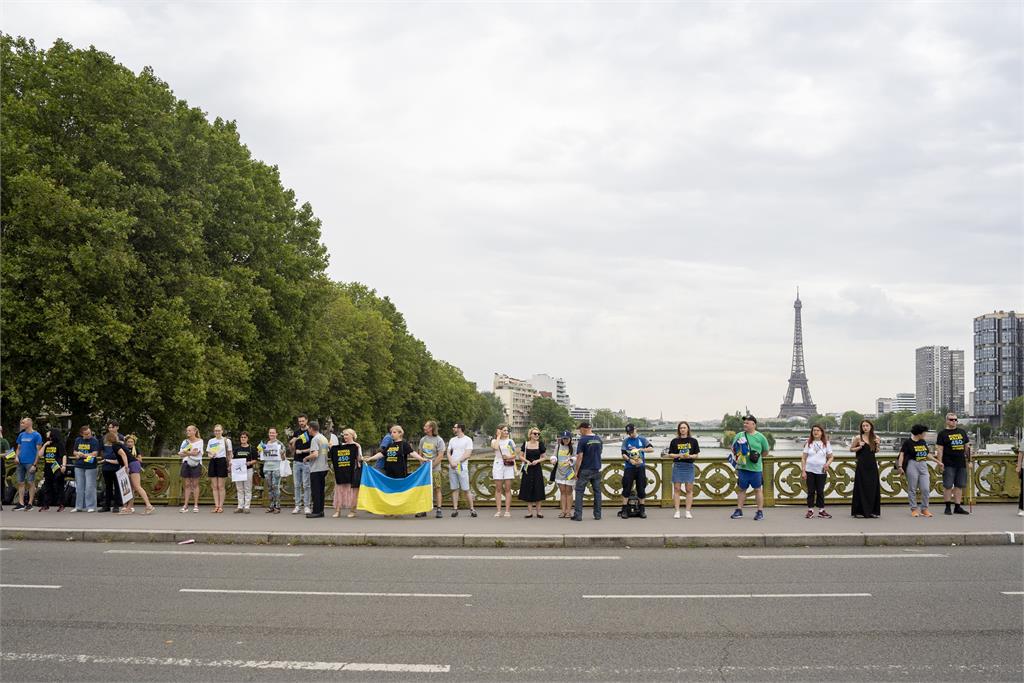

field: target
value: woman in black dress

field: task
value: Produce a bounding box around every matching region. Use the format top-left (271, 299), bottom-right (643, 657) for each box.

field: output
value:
top-left (518, 428), bottom-right (547, 517)
top-left (850, 419), bottom-right (881, 518)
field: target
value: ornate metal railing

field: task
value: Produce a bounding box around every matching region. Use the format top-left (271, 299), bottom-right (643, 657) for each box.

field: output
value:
top-left (45, 452), bottom-right (1019, 508)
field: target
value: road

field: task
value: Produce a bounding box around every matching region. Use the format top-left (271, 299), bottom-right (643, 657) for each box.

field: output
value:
top-left (1, 542), bottom-right (1022, 681)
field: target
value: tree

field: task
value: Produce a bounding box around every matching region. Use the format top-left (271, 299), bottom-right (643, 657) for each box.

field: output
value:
top-left (1002, 396), bottom-right (1024, 433)
top-left (473, 392), bottom-right (505, 436)
top-left (528, 397), bottom-right (574, 442)
top-left (721, 413), bottom-right (744, 432)
top-left (592, 409), bottom-right (625, 430)
top-left (840, 411), bottom-right (864, 431)
top-left (808, 414), bottom-right (838, 430)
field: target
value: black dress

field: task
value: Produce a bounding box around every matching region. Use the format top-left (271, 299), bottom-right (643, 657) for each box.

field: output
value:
top-left (518, 444), bottom-right (547, 502)
top-left (851, 444), bottom-right (881, 517)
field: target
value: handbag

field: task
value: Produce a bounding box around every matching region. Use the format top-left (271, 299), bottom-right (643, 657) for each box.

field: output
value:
top-left (279, 458), bottom-right (292, 478)
top-left (501, 440), bottom-right (515, 467)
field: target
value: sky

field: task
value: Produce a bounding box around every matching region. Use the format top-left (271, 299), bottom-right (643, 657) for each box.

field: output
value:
top-left (5, 1), bottom-right (1022, 420)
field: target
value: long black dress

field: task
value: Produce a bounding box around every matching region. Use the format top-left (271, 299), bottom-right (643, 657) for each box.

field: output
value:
top-left (851, 443), bottom-right (881, 517)
top-left (518, 444), bottom-right (547, 502)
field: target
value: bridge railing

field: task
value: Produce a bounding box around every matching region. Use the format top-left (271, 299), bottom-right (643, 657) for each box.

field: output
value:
top-left (46, 451), bottom-right (1020, 508)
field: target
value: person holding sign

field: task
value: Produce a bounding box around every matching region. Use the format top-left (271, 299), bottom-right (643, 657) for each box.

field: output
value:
top-left (490, 424), bottom-right (516, 518)
top-left (101, 432), bottom-right (129, 513)
top-left (72, 425), bottom-right (101, 512)
top-left (668, 421), bottom-right (700, 519)
top-left (331, 429), bottom-right (361, 518)
top-left (418, 421), bottom-right (446, 518)
top-left (124, 435), bottom-right (154, 514)
top-left (550, 430), bottom-right (576, 518)
top-left (38, 428), bottom-right (67, 511)
top-left (897, 424), bottom-right (941, 518)
top-left (232, 432), bottom-right (256, 513)
top-left (260, 428), bottom-right (285, 513)
top-left (178, 425), bottom-right (204, 513)
top-left (206, 424), bottom-right (232, 513)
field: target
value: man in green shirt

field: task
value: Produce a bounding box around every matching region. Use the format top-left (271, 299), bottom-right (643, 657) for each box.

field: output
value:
top-left (730, 415), bottom-right (770, 521)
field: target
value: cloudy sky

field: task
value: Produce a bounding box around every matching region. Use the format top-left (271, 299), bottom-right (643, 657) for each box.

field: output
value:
top-left (6, 1), bottom-right (1022, 420)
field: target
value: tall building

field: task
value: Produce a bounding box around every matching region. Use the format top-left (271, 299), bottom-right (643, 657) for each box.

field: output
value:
top-left (893, 393), bottom-right (916, 412)
top-left (492, 373), bottom-right (538, 432)
top-left (915, 346), bottom-right (964, 414)
top-left (778, 290), bottom-right (818, 418)
top-left (974, 310), bottom-right (1024, 425)
top-left (876, 397), bottom-right (894, 414)
top-left (569, 406), bottom-right (595, 423)
top-left (529, 374), bottom-right (570, 407)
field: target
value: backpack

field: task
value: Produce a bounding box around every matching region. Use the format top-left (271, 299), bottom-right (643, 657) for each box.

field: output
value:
top-left (624, 495), bottom-right (643, 518)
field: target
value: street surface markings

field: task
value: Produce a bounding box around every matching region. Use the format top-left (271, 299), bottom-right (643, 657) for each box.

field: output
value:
top-left (0, 584), bottom-right (61, 589)
top-left (737, 553), bottom-right (947, 560)
top-left (106, 550), bottom-right (303, 557)
top-left (180, 588), bottom-right (471, 598)
top-left (583, 592), bottom-right (871, 599)
top-left (0, 652), bottom-right (448, 673)
top-left (413, 554), bottom-right (621, 560)
top-left (1001, 591), bottom-right (1024, 595)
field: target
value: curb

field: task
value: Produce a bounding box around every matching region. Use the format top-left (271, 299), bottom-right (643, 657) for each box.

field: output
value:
top-left (1, 527), bottom-right (1018, 548)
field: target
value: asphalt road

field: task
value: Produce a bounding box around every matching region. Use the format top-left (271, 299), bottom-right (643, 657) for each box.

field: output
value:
top-left (1, 542), bottom-right (1022, 681)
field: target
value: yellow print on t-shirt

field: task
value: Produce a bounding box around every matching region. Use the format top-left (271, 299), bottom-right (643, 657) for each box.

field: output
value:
top-left (913, 444), bottom-right (929, 460)
top-left (386, 445), bottom-right (400, 462)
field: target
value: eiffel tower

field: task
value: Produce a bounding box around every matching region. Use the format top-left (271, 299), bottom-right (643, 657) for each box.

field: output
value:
top-left (778, 289), bottom-right (818, 419)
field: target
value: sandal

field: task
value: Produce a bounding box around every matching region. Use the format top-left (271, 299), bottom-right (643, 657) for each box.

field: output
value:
top-left (144, 507), bottom-right (155, 515)
top-left (193, 506), bottom-right (199, 513)
top-left (503, 511), bottom-right (511, 518)
top-left (180, 506), bottom-right (188, 513)
top-left (524, 514), bottom-right (533, 518)
top-left (117, 508), bottom-right (134, 515)
top-left (536, 513), bottom-right (543, 518)
top-left (494, 511), bottom-right (502, 517)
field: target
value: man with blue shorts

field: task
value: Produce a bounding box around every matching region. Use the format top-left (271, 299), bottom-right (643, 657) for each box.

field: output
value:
top-left (730, 415), bottom-right (770, 521)
top-left (13, 417), bottom-right (43, 511)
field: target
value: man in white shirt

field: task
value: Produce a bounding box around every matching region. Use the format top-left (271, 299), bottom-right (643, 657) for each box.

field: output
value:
top-left (446, 423), bottom-right (477, 517)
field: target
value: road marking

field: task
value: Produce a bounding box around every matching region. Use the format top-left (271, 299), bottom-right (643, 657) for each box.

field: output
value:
top-left (1002, 591), bottom-right (1024, 595)
top-left (413, 554), bottom-right (621, 561)
top-left (1008, 531), bottom-right (1017, 545)
top-left (0, 652), bottom-right (448, 673)
top-left (106, 550), bottom-right (303, 557)
top-left (737, 553), bottom-right (947, 560)
top-left (179, 589), bottom-right (470, 598)
top-left (0, 584), bottom-right (61, 589)
top-left (583, 592), bottom-right (871, 599)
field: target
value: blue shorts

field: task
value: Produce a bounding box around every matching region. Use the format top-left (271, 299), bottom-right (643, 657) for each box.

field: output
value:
top-left (16, 462), bottom-right (36, 483)
top-left (736, 469), bottom-right (763, 490)
top-left (672, 461), bottom-right (695, 484)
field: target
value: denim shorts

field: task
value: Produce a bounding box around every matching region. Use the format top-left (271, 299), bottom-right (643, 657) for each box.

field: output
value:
top-left (736, 469), bottom-right (763, 490)
top-left (942, 465), bottom-right (967, 489)
top-left (16, 462), bottom-right (36, 483)
top-left (128, 461), bottom-right (143, 475)
top-left (672, 461), bottom-right (695, 484)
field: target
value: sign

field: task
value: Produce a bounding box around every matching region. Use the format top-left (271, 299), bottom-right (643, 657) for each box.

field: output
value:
top-left (116, 467), bottom-right (134, 503)
top-left (230, 458), bottom-right (248, 482)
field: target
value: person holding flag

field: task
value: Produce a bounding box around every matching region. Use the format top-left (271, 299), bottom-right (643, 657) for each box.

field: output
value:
top-left (730, 415), bottom-right (770, 521)
top-left (289, 414), bottom-right (312, 515)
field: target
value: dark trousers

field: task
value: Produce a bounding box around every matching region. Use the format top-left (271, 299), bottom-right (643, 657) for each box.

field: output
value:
top-left (310, 470), bottom-right (327, 515)
top-left (621, 467), bottom-right (647, 499)
top-left (42, 467), bottom-right (64, 507)
top-left (806, 471), bottom-right (826, 508)
top-left (573, 468), bottom-right (602, 519)
top-left (102, 470), bottom-right (122, 510)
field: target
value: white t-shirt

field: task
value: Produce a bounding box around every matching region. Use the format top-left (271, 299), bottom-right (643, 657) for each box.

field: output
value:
top-left (261, 441), bottom-right (284, 461)
top-left (448, 435), bottom-right (473, 472)
top-left (329, 433), bottom-right (339, 447)
top-left (180, 438), bottom-right (204, 467)
top-left (802, 440), bottom-right (833, 475)
top-left (206, 437), bottom-right (232, 459)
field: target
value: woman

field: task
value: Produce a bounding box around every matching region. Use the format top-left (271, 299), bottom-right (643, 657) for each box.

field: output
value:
top-left (331, 428), bottom-right (361, 518)
top-left (72, 425), bottom-right (101, 512)
top-left (124, 435), bottom-right (154, 514)
top-left (897, 424), bottom-right (942, 518)
top-left (801, 425), bottom-right (834, 519)
top-left (205, 424), bottom-right (232, 513)
top-left (363, 425), bottom-right (423, 479)
top-left (490, 424), bottom-right (516, 518)
top-left (668, 421), bottom-right (700, 519)
top-left (232, 431), bottom-right (256, 513)
top-left (101, 432), bottom-right (130, 513)
top-left (260, 427), bottom-right (285, 513)
top-left (517, 427), bottom-right (547, 517)
top-left (550, 431), bottom-right (576, 518)
top-left (38, 428), bottom-right (67, 511)
top-left (850, 419), bottom-right (881, 518)
top-left (178, 425), bottom-right (204, 513)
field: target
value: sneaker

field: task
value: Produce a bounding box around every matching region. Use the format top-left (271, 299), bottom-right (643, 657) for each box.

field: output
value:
top-left (685, 510), bottom-right (693, 519)
top-left (292, 506), bottom-right (301, 514)
top-left (304, 506), bottom-right (312, 515)
top-left (1018, 510), bottom-right (1024, 517)
top-left (673, 511), bottom-right (681, 519)
top-left (23, 504), bottom-right (33, 511)
top-left (818, 509), bottom-right (832, 519)
top-left (953, 506), bottom-right (970, 515)
top-left (470, 509), bottom-right (478, 518)
top-left (570, 515), bottom-right (582, 522)
top-left (921, 509), bottom-right (934, 518)
top-left (86, 508), bottom-right (96, 513)
top-left (13, 504), bottom-right (24, 511)
top-left (234, 508), bottom-right (244, 514)
top-left (415, 512), bottom-right (427, 518)
top-left (805, 509), bottom-right (815, 519)
top-left (243, 509), bottom-right (251, 514)
top-left (944, 507), bottom-right (953, 515)
top-left (911, 509), bottom-right (919, 517)
top-left (435, 508), bottom-right (442, 518)
top-left (753, 510), bottom-right (764, 521)
top-left (730, 509), bottom-right (743, 519)
top-left (69, 508), bottom-right (79, 513)
top-left (265, 507), bottom-right (275, 513)
top-left (347, 511), bottom-right (356, 518)
top-left (451, 510), bottom-right (459, 517)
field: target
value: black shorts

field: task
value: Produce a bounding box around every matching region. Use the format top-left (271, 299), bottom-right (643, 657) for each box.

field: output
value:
top-left (207, 458), bottom-right (228, 478)
top-left (621, 467), bottom-right (647, 498)
top-left (180, 463), bottom-right (202, 479)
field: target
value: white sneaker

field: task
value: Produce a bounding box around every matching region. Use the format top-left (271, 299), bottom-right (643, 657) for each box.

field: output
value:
top-left (685, 510), bottom-right (693, 519)
top-left (673, 511), bottom-right (680, 519)
top-left (1018, 510), bottom-right (1024, 517)
top-left (69, 508), bottom-right (78, 513)
top-left (86, 508), bottom-right (96, 513)
top-left (291, 506), bottom-right (301, 514)
top-left (304, 506), bottom-right (312, 515)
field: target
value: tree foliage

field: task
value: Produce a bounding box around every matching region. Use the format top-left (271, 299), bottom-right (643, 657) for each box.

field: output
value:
top-left (1002, 397), bottom-right (1023, 434)
top-left (593, 409), bottom-right (625, 430)
top-left (528, 397), bottom-right (574, 442)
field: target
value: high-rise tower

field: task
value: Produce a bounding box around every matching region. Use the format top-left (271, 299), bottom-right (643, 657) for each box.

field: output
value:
top-left (779, 290), bottom-right (818, 419)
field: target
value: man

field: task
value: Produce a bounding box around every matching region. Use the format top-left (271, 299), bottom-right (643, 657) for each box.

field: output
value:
top-left (289, 414), bottom-right (312, 514)
top-left (936, 413), bottom-right (971, 515)
top-left (418, 421), bottom-right (446, 518)
top-left (730, 415), bottom-right (770, 521)
top-left (305, 421), bottom-right (330, 518)
top-left (13, 417), bottom-right (42, 511)
top-left (619, 423), bottom-right (654, 518)
top-left (105, 420), bottom-right (125, 444)
top-left (446, 423), bottom-right (477, 517)
top-left (572, 421), bottom-right (603, 521)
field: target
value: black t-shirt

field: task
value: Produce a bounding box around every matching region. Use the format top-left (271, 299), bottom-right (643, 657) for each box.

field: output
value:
top-left (331, 443), bottom-right (361, 484)
top-left (899, 438), bottom-right (930, 465)
top-left (668, 437), bottom-right (700, 461)
top-left (235, 445), bottom-right (255, 468)
top-left (936, 429), bottom-right (969, 467)
top-left (291, 429), bottom-right (311, 461)
top-left (382, 440), bottom-right (414, 478)
top-left (102, 443), bottom-right (127, 472)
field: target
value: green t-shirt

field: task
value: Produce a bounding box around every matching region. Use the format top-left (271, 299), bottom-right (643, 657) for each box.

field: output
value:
top-left (731, 431), bottom-right (770, 473)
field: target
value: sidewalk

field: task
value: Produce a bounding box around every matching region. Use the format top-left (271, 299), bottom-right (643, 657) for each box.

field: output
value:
top-left (2, 504), bottom-right (1021, 548)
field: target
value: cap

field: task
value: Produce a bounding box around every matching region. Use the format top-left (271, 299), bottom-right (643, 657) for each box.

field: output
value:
top-left (559, 430), bottom-right (572, 439)
top-left (624, 423), bottom-right (636, 433)
top-left (743, 415), bottom-right (757, 424)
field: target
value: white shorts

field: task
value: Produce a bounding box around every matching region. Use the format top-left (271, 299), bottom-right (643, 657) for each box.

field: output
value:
top-left (554, 478), bottom-right (573, 486)
top-left (449, 467), bottom-right (471, 491)
top-left (492, 459), bottom-right (515, 481)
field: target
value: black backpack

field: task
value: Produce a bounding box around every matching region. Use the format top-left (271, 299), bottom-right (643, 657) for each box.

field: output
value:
top-left (624, 495), bottom-right (643, 518)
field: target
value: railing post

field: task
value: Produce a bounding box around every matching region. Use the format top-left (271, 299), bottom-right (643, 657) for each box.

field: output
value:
top-left (763, 457), bottom-right (776, 507)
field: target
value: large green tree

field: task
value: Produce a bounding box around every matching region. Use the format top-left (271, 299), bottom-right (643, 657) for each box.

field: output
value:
top-left (528, 396), bottom-right (574, 441)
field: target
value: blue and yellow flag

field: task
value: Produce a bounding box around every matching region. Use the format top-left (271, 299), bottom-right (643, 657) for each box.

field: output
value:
top-left (357, 463), bottom-right (432, 516)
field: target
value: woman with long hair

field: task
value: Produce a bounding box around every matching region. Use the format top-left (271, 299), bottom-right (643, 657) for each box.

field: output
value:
top-left (517, 427), bottom-right (547, 517)
top-left (205, 424), bottom-right (232, 513)
top-left (850, 419), bottom-right (881, 518)
top-left (668, 421), bottom-right (700, 519)
top-left (801, 424), bottom-right (834, 518)
top-left (178, 425), bottom-right (204, 513)
top-left (490, 424), bottom-right (516, 518)
top-left (124, 434), bottom-right (154, 514)
top-left (38, 428), bottom-right (67, 511)
top-left (101, 432), bottom-right (130, 513)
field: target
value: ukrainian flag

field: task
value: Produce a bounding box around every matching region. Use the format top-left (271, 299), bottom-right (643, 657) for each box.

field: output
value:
top-left (357, 463), bottom-right (433, 516)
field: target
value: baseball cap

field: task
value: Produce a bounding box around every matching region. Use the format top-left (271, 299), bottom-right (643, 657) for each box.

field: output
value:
top-left (624, 423), bottom-right (636, 433)
top-left (559, 430), bottom-right (572, 439)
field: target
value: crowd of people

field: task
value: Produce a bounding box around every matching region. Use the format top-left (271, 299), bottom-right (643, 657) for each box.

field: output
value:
top-left (3, 412), bottom-right (1023, 519)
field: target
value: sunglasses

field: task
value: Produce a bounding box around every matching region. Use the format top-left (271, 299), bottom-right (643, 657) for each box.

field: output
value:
top-left (947, 418), bottom-right (958, 422)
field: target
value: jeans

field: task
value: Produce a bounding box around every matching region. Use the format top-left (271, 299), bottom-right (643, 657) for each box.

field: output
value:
top-left (806, 471), bottom-right (826, 508)
top-left (906, 460), bottom-right (930, 509)
top-left (75, 467), bottom-right (98, 511)
top-left (310, 470), bottom-right (327, 515)
top-left (292, 461), bottom-right (311, 508)
top-left (264, 469), bottom-right (281, 509)
top-left (573, 468), bottom-right (602, 519)
top-left (236, 468), bottom-right (253, 508)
